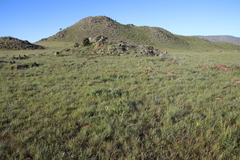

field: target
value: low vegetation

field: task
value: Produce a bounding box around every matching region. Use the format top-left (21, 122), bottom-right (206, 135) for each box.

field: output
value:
top-left (0, 40), bottom-right (240, 159)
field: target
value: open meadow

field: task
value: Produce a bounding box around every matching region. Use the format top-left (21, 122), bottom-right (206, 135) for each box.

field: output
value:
top-left (0, 42), bottom-right (240, 159)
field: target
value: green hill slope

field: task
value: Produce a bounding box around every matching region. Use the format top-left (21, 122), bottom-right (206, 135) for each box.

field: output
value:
top-left (40, 16), bottom-right (240, 51)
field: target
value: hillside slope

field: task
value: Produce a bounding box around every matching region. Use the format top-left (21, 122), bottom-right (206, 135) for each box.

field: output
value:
top-left (195, 35), bottom-right (240, 46)
top-left (0, 36), bottom-right (45, 50)
top-left (40, 16), bottom-right (240, 51)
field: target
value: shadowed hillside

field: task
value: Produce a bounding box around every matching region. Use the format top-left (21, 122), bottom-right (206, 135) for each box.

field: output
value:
top-left (40, 16), bottom-right (240, 51)
top-left (0, 36), bottom-right (45, 50)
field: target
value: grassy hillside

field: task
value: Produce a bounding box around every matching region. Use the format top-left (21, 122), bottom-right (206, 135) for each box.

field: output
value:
top-left (0, 37), bottom-right (44, 50)
top-left (40, 16), bottom-right (186, 49)
top-left (40, 16), bottom-right (240, 51)
top-left (1, 42), bottom-right (240, 159)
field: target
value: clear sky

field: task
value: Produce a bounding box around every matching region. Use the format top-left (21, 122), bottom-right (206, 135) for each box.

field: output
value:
top-left (1, 0), bottom-right (239, 42)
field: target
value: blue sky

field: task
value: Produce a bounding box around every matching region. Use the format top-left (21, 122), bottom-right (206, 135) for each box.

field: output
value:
top-left (1, 0), bottom-right (239, 42)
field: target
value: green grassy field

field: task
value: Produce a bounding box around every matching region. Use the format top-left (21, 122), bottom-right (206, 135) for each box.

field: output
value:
top-left (1, 42), bottom-right (240, 159)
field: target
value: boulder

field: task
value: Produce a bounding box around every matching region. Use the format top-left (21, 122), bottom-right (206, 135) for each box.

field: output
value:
top-left (11, 64), bottom-right (29, 70)
top-left (95, 41), bottom-right (103, 48)
top-left (54, 51), bottom-right (60, 55)
top-left (214, 64), bottom-right (230, 71)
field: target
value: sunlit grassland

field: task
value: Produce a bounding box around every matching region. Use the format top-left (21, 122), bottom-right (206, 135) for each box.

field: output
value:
top-left (0, 44), bottom-right (240, 159)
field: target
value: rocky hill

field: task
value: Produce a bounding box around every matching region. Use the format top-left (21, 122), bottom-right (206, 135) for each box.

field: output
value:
top-left (195, 35), bottom-right (240, 46)
top-left (0, 36), bottom-right (45, 50)
top-left (40, 16), bottom-right (240, 51)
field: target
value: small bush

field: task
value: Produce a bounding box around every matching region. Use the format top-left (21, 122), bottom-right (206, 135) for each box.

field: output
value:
top-left (96, 35), bottom-right (102, 42)
top-left (147, 46), bottom-right (154, 50)
top-left (74, 43), bottom-right (80, 48)
top-left (82, 38), bottom-right (90, 47)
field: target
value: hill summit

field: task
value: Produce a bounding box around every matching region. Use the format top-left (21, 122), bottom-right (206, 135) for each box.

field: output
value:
top-left (41, 16), bottom-right (240, 51)
top-left (0, 36), bottom-right (45, 50)
top-left (41, 16), bottom-right (186, 47)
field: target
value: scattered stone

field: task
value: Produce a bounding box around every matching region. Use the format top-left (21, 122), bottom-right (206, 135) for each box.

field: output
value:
top-left (146, 66), bottom-right (152, 70)
top-left (11, 62), bottom-right (40, 70)
top-left (54, 51), bottom-right (60, 55)
top-left (12, 54), bottom-right (29, 60)
top-left (95, 41), bottom-right (103, 48)
top-left (109, 70), bottom-right (117, 72)
top-left (31, 62), bottom-right (39, 67)
top-left (215, 98), bottom-right (222, 101)
top-left (11, 64), bottom-right (29, 70)
top-left (95, 36), bottom-right (107, 48)
top-left (75, 120), bottom-right (90, 130)
top-left (0, 61), bottom-right (7, 64)
top-left (165, 62), bottom-right (173, 66)
top-left (143, 70), bottom-right (148, 74)
top-left (235, 81), bottom-right (240, 84)
top-left (198, 64), bottom-right (240, 71)
top-left (141, 49), bottom-right (154, 56)
top-left (9, 61), bottom-right (16, 64)
top-left (164, 71), bottom-right (174, 75)
top-left (198, 65), bottom-right (210, 69)
top-left (24, 55), bottom-right (29, 59)
top-left (214, 64), bottom-right (230, 71)
top-left (231, 65), bottom-right (240, 70)
top-left (143, 69), bottom-right (159, 74)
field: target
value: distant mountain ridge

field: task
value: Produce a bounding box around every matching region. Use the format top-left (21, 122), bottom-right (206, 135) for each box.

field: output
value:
top-left (40, 16), bottom-right (240, 51)
top-left (195, 35), bottom-right (240, 46)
